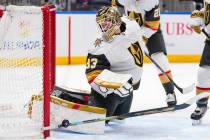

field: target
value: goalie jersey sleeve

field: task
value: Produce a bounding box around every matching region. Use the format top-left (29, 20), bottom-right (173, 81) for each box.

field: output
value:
top-left (86, 17), bottom-right (144, 89)
top-left (86, 53), bottom-right (111, 84)
top-left (118, 0), bottom-right (160, 38)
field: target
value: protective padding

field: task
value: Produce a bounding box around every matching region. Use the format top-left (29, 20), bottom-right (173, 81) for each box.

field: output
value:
top-left (151, 52), bottom-right (171, 74)
top-left (30, 96), bottom-right (106, 134)
top-left (197, 66), bottom-right (210, 88)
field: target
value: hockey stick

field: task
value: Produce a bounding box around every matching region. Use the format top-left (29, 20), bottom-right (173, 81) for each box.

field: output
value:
top-left (58, 92), bottom-right (209, 128)
top-left (202, 29), bottom-right (210, 39)
top-left (144, 52), bottom-right (194, 94)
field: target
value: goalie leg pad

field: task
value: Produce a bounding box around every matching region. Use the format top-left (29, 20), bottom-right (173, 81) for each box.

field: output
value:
top-left (52, 86), bottom-right (90, 105)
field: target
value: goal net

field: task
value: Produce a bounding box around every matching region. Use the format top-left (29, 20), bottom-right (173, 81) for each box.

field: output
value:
top-left (0, 5), bottom-right (55, 138)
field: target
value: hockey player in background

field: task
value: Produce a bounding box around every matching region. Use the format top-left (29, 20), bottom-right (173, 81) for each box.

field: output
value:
top-left (189, 0), bottom-right (210, 125)
top-left (116, 0), bottom-right (177, 107)
top-left (85, 6), bottom-right (145, 121)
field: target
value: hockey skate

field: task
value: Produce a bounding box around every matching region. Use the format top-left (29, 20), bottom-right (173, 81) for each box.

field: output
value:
top-left (191, 105), bottom-right (208, 125)
top-left (166, 93), bottom-right (177, 107)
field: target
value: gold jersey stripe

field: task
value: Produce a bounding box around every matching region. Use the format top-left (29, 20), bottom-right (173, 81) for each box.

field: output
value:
top-left (196, 87), bottom-right (210, 95)
top-left (111, 0), bottom-right (116, 7)
top-left (159, 71), bottom-right (173, 84)
top-left (144, 21), bottom-right (160, 30)
top-left (86, 70), bottom-right (103, 83)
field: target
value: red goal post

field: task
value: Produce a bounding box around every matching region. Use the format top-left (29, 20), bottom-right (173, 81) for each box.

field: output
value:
top-left (0, 5), bottom-right (56, 139)
top-left (42, 4), bottom-right (56, 138)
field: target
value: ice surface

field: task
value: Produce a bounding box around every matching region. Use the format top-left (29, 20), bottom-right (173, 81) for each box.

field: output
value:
top-left (50, 63), bottom-right (210, 140)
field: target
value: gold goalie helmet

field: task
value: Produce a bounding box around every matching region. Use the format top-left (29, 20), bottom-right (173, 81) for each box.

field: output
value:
top-left (96, 6), bottom-right (122, 41)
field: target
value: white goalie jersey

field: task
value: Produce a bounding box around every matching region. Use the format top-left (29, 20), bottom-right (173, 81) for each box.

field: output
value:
top-left (86, 17), bottom-right (145, 93)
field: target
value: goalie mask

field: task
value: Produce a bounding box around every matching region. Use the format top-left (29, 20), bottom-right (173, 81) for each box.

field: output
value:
top-left (96, 6), bottom-right (122, 33)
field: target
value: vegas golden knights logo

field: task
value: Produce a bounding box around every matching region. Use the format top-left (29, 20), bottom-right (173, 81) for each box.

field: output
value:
top-left (205, 2), bottom-right (210, 26)
top-left (128, 42), bottom-right (143, 67)
top-left (127, 11), bottom-right (144, 27)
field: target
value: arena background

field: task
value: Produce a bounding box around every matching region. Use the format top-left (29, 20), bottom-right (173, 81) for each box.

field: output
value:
top-left (0, 0), bottom-right (204, 64)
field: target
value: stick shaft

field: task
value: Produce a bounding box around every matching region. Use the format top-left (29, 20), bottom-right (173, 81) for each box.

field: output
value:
top-left (64, 106), bottom-right (174, 127)
top-left (144, 52), bottom-right (183, 93)
top-left (202, 29), bottom-right (210, 39)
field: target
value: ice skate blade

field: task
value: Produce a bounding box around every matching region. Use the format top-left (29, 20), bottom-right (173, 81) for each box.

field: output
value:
top-left (192, 119), bottom-right (202, 126)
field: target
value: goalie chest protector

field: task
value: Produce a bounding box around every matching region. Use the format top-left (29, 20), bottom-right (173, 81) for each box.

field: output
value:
top-left (87, 17), bottom-right (145, 85)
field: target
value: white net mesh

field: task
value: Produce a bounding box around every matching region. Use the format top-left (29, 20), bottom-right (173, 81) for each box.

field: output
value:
top-left (0, 5), bottom-right (47, 138)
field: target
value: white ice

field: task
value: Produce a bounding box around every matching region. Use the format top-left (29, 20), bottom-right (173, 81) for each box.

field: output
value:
top-left (49, 63), bottom-right (210, 140)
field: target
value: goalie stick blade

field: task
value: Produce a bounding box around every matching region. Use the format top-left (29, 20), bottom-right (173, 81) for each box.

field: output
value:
top-left (175, 92), bottom-right (210, 110)
top-left (178, 83), bottom-right (195, 94)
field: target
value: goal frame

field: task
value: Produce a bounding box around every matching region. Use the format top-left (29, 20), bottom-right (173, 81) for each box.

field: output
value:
top-left (0, 4), bottom-right (56, 138)
top-left (42, 4), bottom-right (56, 138)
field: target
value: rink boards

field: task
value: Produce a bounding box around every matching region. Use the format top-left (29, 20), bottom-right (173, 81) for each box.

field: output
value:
top-left (55, 12), bottom-right (205, 65)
